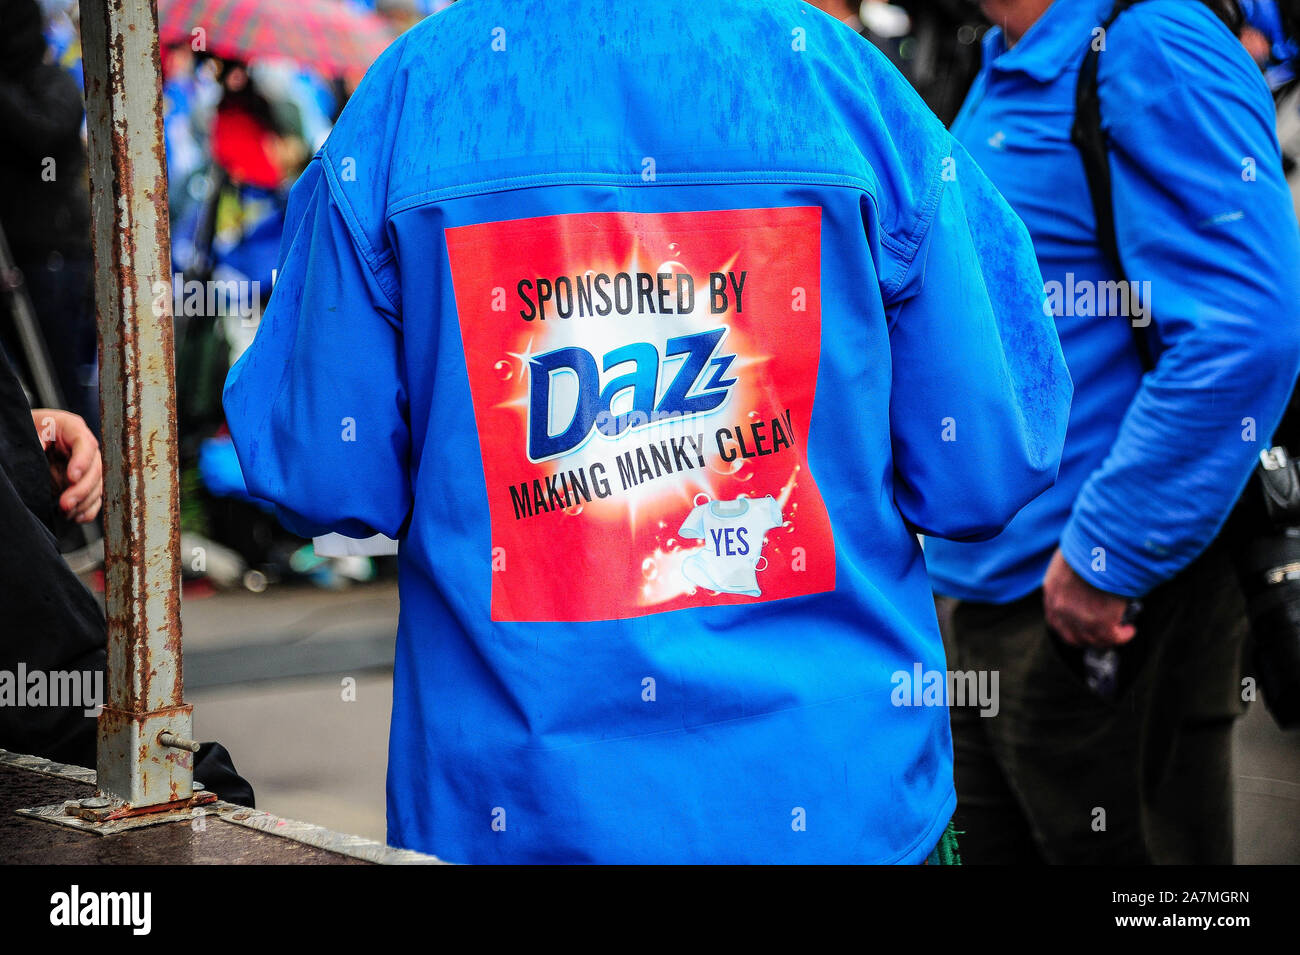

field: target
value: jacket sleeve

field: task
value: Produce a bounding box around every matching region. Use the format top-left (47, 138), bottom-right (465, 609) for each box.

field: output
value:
top-left (891, 141), bottom-right (1072, 541)
top-left (1059, 8), bottom-right (1300, 597)
top-left (222, 152), bottom-right (412, 540)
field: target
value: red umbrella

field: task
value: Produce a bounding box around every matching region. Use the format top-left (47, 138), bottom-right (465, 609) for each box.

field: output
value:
top-left (158, 0), bottom-right (395, 77)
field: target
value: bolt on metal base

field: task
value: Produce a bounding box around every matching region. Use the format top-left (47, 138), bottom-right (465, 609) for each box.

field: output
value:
top-left (18, 782), bottom-right (217, 837)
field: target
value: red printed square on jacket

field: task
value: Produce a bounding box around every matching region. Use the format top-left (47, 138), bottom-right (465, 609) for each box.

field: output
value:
top-left (446, 207), bottom-right (835, 622)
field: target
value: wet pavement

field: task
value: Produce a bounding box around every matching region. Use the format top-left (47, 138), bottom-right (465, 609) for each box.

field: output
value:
top-left (0, 757), bottom-right (371, 864)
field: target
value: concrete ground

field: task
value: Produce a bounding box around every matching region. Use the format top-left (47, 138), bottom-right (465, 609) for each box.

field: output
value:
top-left (1234, 694), bottom-right (1300, 863)
top-left (183, 583), bottom-right (398, 844)
top-left (181, 581), bottom-right (1300, 861)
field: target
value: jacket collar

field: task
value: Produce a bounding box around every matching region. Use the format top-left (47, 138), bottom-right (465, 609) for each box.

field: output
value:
top-left (982, 0), bottom-right (1114, 82)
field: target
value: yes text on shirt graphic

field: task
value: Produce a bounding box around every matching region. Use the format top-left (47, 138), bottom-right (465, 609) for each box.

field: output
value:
top-left (446, 207), bottom-right (835, 622)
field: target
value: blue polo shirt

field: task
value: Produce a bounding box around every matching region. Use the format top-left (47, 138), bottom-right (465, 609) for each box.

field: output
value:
top-left (926, 0), bottom-right (1300, 603)
top-left (223, 0), bottom-right (1070, 863)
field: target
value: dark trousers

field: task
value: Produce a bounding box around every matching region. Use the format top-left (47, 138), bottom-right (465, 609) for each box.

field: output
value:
top-left (936, 544), bottom-right (1247, 864)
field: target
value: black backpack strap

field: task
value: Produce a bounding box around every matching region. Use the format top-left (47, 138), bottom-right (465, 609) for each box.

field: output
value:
top-left (1070, 0), bottom-right (1156, 372)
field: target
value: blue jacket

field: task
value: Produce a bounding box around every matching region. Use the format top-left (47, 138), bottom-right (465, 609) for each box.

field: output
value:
top-left (223, 0), bottom-right (1070, 863)
top-left (926, 0), bottom-right (1300, 603)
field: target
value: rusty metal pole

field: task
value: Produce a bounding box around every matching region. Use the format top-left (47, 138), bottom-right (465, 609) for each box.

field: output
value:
top-left (80, 0), bottom-right (196, 809)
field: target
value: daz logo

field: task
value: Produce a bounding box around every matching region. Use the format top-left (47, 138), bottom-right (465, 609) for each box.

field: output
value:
top-left (527, 327), bottom-right (738, 461)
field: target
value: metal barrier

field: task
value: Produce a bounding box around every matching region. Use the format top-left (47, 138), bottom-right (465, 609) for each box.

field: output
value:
top-left (80, 0), bottom-right (197, 816)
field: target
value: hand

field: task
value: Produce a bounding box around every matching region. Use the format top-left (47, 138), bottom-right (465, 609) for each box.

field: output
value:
top-left (1043, 549), bottom-right (1135, 649)
top-left (1241, 26), bottom-right (1272, 65)
top-left (31, 409), bottom-right (102, 523)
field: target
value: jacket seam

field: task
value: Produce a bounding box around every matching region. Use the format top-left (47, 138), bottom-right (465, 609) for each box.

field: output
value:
top-left (318, 147), bottom-right (401, 312)
top-left (880, 142), bottom-right (949, 301)
top-left (385, 169), bottom-right (915, 255)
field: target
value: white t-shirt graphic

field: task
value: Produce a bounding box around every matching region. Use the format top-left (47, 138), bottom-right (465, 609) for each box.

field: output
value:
top-left (677, 495), bottom-right (783, 597)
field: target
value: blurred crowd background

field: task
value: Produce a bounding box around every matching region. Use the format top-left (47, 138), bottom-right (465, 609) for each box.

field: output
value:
top-left (2, 0), bottom-right (1299, 595)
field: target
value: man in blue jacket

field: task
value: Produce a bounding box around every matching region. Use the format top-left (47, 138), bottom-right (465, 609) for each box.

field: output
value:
top-left (927, 0), bottom-right (1300, 863)
top-left (223, 0), bottom-right (1071, 863)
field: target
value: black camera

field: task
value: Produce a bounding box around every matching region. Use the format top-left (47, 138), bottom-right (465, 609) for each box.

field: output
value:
top-left (1235, 446), bottom-right (1300, 727)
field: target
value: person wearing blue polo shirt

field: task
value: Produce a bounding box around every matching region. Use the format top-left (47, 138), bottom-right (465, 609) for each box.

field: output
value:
top-left (926, 0), bottom-right (1300, 863)
top-left (222, 0), bottom-right (1072, 863)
